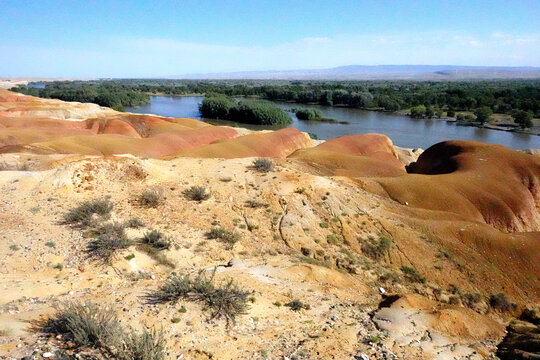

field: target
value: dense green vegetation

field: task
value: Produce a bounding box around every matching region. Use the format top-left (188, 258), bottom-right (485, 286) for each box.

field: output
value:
top-left (11, 81), bottom-right (150, 111)
top-left (294, 108), bottom-right (323, 120)
top-left (199, 94), bottom-right (291, 125)
top-left (11, 79), bottom-right (540, 125)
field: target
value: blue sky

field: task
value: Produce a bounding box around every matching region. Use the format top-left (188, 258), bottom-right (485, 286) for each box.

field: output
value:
top-left (1, 0), bottom-right (539, 77)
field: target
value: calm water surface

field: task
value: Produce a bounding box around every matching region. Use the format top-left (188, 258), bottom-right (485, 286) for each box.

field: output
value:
top-left (126, 96), bottom-right (540, 150)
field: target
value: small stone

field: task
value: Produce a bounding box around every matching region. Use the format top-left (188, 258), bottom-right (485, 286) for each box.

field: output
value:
top-left (43, 352), bottom-right (54, 358)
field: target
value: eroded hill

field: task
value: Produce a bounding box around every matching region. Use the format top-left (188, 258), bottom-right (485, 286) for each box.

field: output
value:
top-left (0, 91), bottom-right (539, 360)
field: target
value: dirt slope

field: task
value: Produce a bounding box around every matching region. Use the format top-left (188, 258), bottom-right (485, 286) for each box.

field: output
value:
top-left (0, 91), bottom-right (539, 359)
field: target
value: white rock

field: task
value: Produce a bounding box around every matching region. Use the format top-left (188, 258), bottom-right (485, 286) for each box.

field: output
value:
top-left (43, 352), bottom-right (54, 358)
top-left (379, 287), bottom-right (386, 295)
top-left (361, 354), bottom-right (369, 360)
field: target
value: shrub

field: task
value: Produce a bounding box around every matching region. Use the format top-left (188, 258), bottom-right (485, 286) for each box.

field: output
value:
top-left (285, 299), bottom-right (305, 311)
top-left (252, 158), bottom-right (274, 173)
top-left (140, 230), bottom-right (171, 250)
top-left (183, 186), bottom-right (211, 201)
top-left (295, 108), bottom-right (323, 121)
top-left (206, 227), bottom-right (240, 249)
top-left (39, 301), bottom-right (122, 349)
top-left (137, 188), bottom-right (164, 208)
top-left (400, 266), bottom-right (426, 283)
top-left (462, 293), bottom-right (482, 308)
top-left (362, 236), bottom-right (391, 260)
top-left (245, 199), bottom-right (268, 208)
top-left (118, 328), bottom-right (166, 360)
top-left (145, 271), bottom-right (250, 326)
top-left (126, 217), bottom-right (144, 228)
top-left (489, 293), bottom-right (514, 312)
top-left (86, 223), bottom-right (132, 264)
top-left (63, 198), bottom-right (113, 227)
top-left (39, 302), bottom-right (165, 360)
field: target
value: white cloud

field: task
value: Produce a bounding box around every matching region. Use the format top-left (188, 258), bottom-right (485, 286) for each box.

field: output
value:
top-left (1, 31), bottom-right (539, 77)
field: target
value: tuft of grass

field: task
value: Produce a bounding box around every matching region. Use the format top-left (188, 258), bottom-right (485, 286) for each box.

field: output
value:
top-left (400, 266), bottom-right (426, 283)
top-left (126, 217), bottom-right (144, 229)
top-left (183, 186), bottom-right (211, 202)
top-left (9, 244), bottom-right (20, 251)
top-left (171, 318), bottom-right (181, 323)
top-left (251, 158), bottom-right (274, 173)
top-left (244, 199), bottom-right (268, 208)
top-left (38, 301), bottom-right (165, 360)
top-left (45, 241), bottom-right (56, 248)
top-left (145, 270), bottom-right (250, 326)
top-left (206, 227), bottom-right (240, 249)
top-left (124, 254), bottom-right (135, 261)
top-left (137, 188), bottom-right (164, 208)
top-left (285, 299), bottom-right (305, 311)
top-left (63, 198), bottom-right (113, 227)
top-left (118, 328), bottom-right (166, 360)
top-left (361, 236), bottom-right (391, 260)
top-left (319, 222), bottom-right (328, 228)
top-left (39, 301), bottom-right (122, 349)
top-left (139, 230), bottom-right (171, 250)
top-left (86, 223), bottom-right (133, 264)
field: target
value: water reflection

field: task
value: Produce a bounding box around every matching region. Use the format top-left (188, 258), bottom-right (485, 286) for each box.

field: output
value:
top-left (126, 96), bottom-right (540, 150)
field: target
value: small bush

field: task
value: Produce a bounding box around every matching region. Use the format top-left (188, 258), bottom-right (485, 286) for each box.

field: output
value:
top-left (126, 217), bottom-right (144, 229)
top-left (362, 236), bottom-right (391, 260)
top-left (245, 199), bottom-right (268, 208)
top-left (295, 108), bottom-right (323, 121)
top-left (319, 222), bottom-right (328, 228)
top-left (139, 230), bottom-right (171, 250)
top-left (63, 198), bottom-right (113, 227)
top-left (138, 188), bottom-right (164, 208)
top-left (183, 186), bottom-right (211, 201)
top-left (400, 266), bottom-right (426, 283)
top-left (145, 270), bottom-right (250, 326)
top-left (40, 301), bottom-right (122, 349)
top-left (86, 223), bottom-right (133, 264)
top-left (206, 227), bottom-right (240, 249)
top-left (252, 158), bottom-right (274, 173)
top-left (285, 299), bottom-right (305, 311)
top-left (489, 293), bottom-right (514, 312)
top-left (119, 328), bottom-right (166, 360)
top-left (462, 293), bottom-right (482, 308)
top-left (39, 302), bottom-right (165, 360)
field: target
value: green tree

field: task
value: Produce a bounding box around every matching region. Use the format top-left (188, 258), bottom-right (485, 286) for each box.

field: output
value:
top-left (474, 106), bottom-right (493, 124)
top-left (410, 105), bottom-right (426, 118)
top-left (199, 94), bottom-right (235, 119)
top-left (511, 110), bottom-right (534, 129)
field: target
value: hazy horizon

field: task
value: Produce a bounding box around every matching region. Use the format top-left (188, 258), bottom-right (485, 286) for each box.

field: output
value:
top-left (1, 0), bottom-right (540, 78)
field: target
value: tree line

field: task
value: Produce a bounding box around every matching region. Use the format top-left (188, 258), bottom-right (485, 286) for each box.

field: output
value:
top-left (11, 79), bottom-right (540, 124)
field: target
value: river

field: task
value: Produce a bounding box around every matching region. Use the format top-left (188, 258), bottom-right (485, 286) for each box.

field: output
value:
top-left (125, 96), bottom-right (539, 150)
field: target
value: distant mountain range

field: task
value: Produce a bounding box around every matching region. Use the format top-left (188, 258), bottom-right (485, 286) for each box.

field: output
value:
top-left (177, 65), bottom-right (540, 80)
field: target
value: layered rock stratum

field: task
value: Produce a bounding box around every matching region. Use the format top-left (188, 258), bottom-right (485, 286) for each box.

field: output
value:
top-left (0, 90), bottom-right (539, 359)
